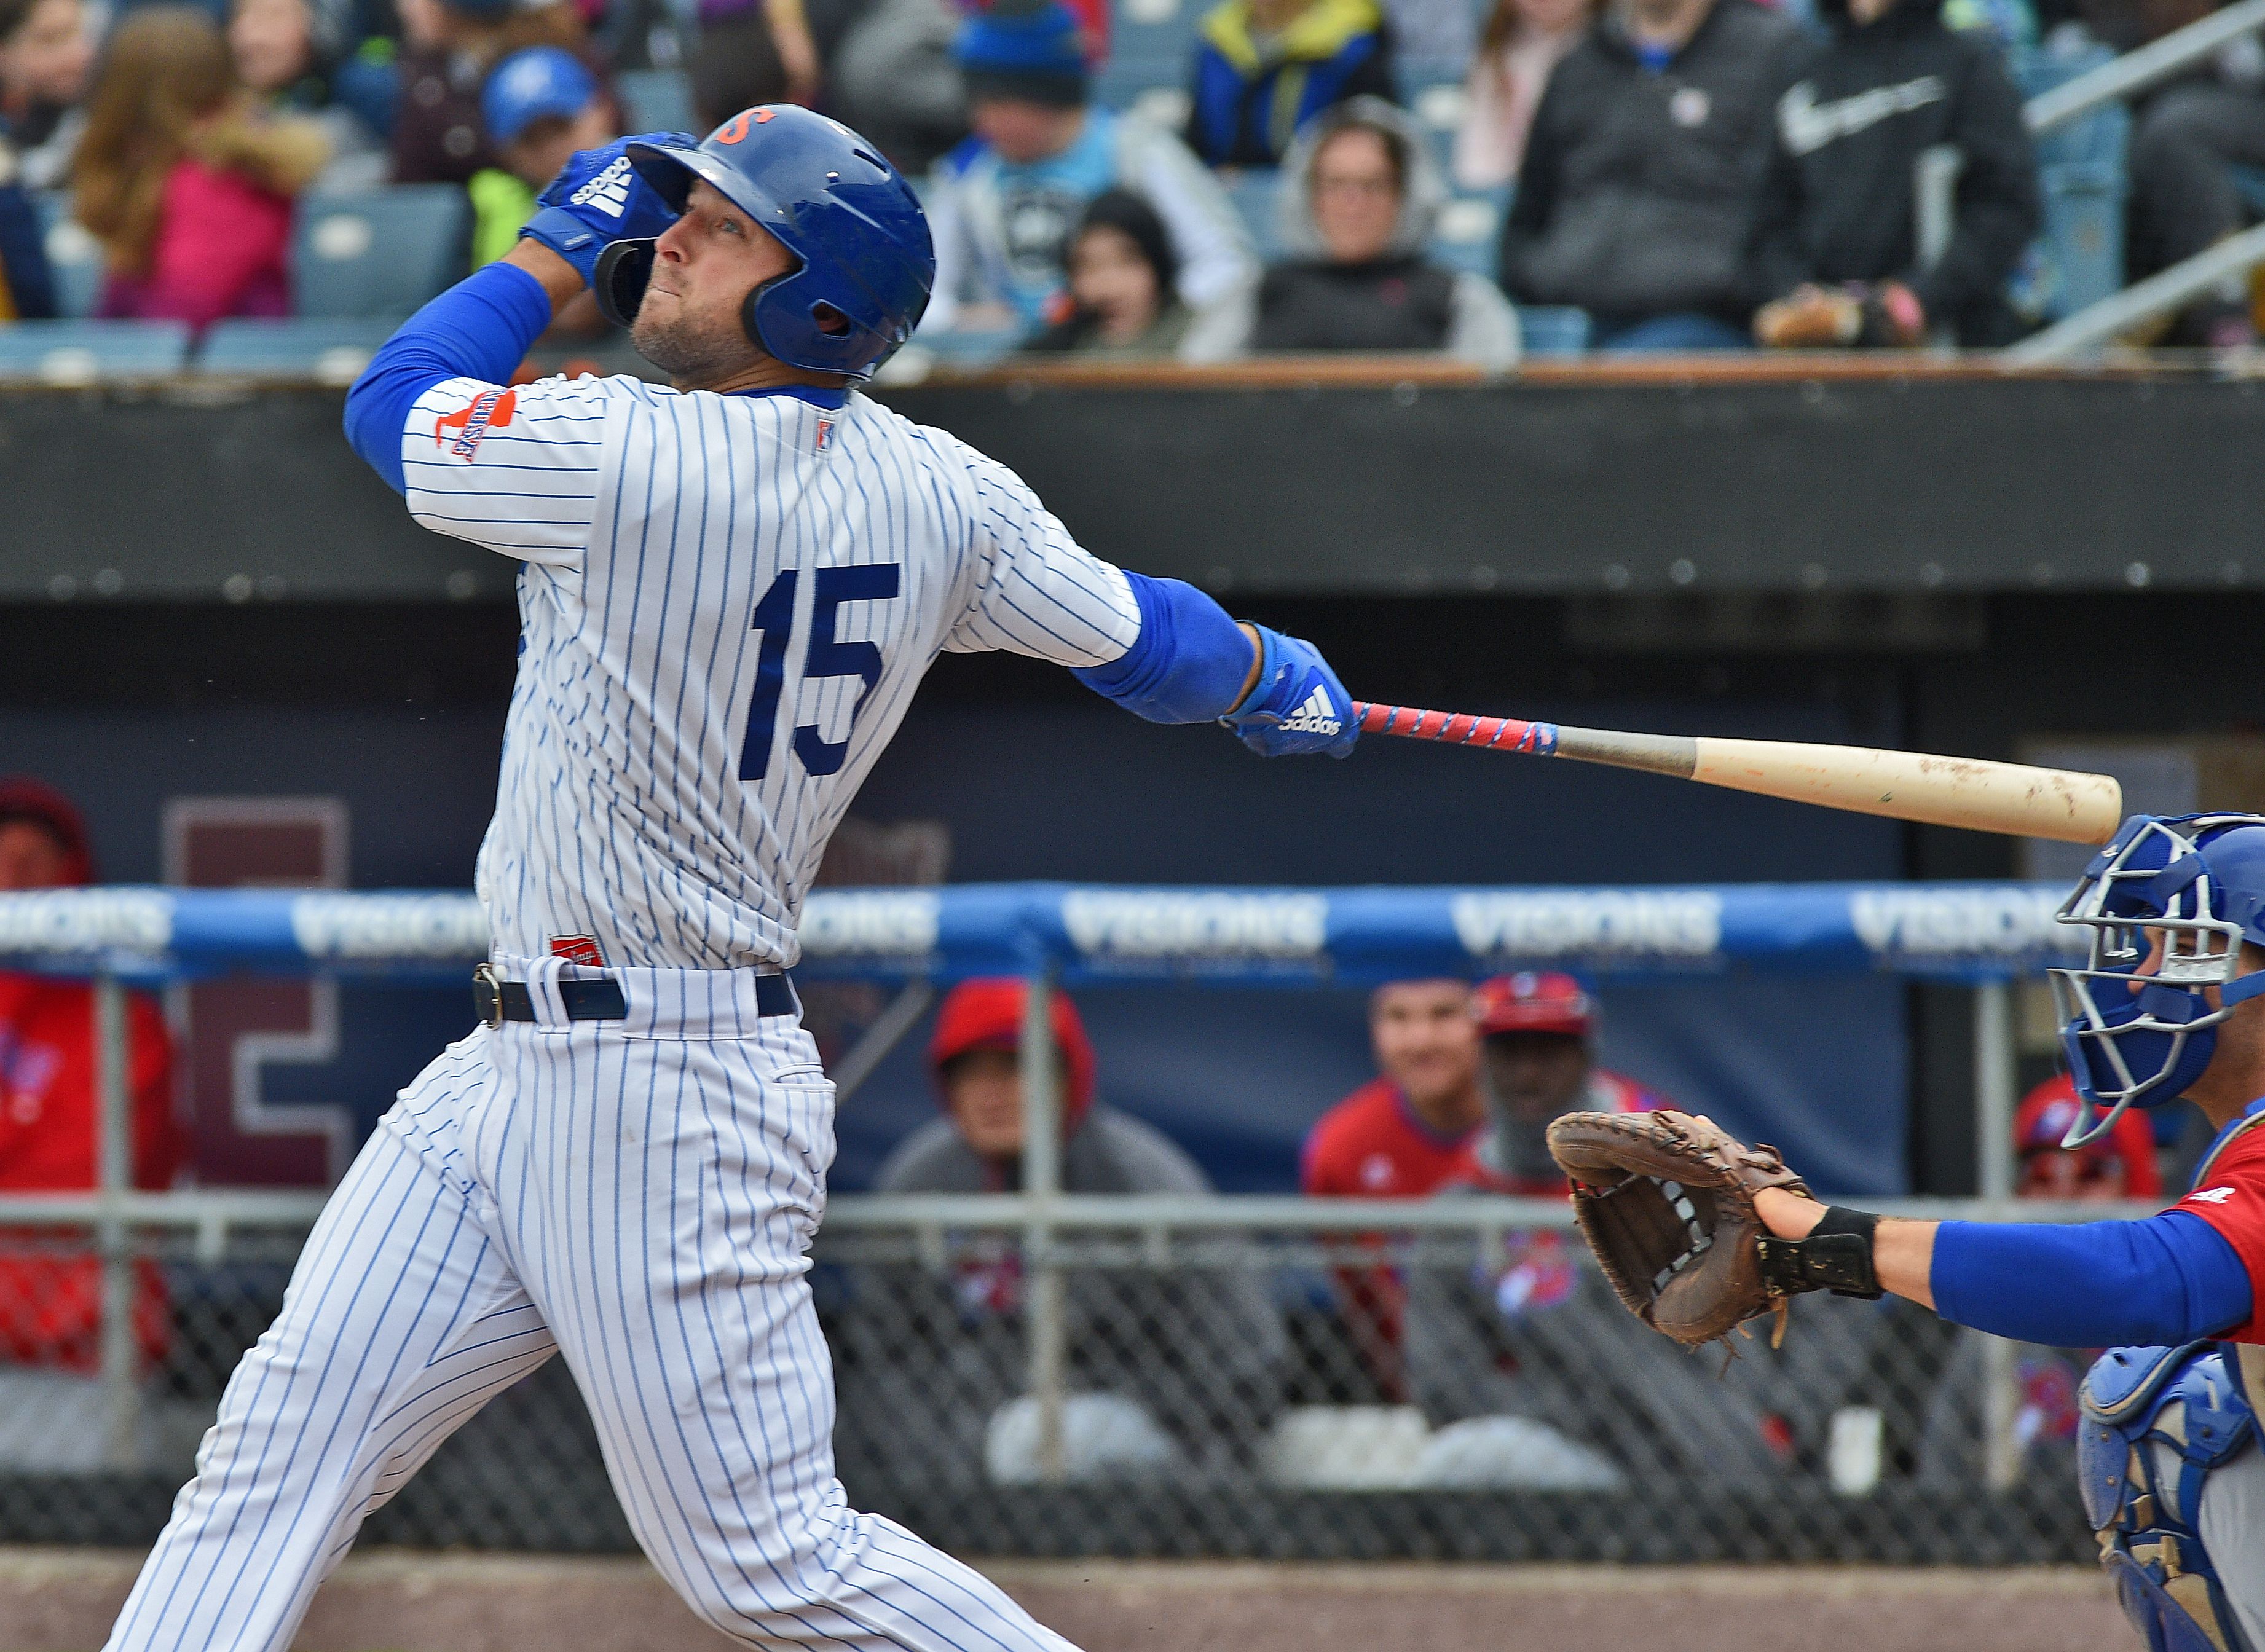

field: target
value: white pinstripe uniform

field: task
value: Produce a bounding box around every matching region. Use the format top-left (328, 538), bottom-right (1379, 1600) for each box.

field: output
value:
top-left (106, 373), bottom-right (1141, 1652)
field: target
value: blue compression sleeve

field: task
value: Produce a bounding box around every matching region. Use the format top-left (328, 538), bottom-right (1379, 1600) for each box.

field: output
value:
top-left (1932, 1210), bottom-right (2252, 1347)
top-left (1071, 572), bottom-right (1255, 723)
top-left (343, 261), bottom-right (554, 494)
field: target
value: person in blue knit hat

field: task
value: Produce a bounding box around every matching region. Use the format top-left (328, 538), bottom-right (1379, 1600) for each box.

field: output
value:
top-left (922, 0), bottom-right (1254, 337)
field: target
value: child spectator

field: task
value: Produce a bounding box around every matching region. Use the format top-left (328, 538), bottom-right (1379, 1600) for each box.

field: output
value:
top-left (73, 8), bottom-right (329, 331)
top-left (389, 0), bottom-right (595, 186)
top-left (1224, 96), bottom-right (1519, 366)
top-left (1452, 0), bottom-right (1592, 191)
top-left (924, 0), bottom-right (1255, 334)
top-left (0, 778), bottom-right (181, 1470)
top-left (1028, 187), bottom-right (1211, 356)
top-left (1747, 0), bottom-right (2039, 350)
top-left (230, 0), bottom-right (387, 189)
top-left (467, 45), bottom-right (609, 266)
top-left (1499, 0), bottom-right (1805, 350)
top-left (0, 0), bottom-right (92, 189)
top-left (1184, 0), bottom-right (1396, 168)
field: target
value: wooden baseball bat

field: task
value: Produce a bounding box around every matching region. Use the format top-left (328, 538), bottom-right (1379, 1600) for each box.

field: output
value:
top-left (1353, 702), bottom-right (2122, 845)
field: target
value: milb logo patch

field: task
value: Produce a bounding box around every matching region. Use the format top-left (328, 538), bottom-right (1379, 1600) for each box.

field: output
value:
top-left (434, 388), bottom-right (518, 458)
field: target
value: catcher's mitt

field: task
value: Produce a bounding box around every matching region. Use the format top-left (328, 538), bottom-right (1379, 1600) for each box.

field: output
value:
top-left (1546, 1109), bottom-right (1816, 1349)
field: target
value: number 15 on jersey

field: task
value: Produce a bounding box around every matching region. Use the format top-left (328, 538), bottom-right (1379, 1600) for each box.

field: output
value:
top-left (738, 562), bottom-right (901, 781)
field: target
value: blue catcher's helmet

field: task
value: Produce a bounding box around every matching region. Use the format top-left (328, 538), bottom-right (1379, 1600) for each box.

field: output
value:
top-left (2052, 812), bottom-right (2265, 1144)
top-left (595, 106), bottom-right (933, 381)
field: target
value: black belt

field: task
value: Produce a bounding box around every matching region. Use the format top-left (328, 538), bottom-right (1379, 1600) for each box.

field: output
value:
top-left (472, 964), bottom-right (796, 1027)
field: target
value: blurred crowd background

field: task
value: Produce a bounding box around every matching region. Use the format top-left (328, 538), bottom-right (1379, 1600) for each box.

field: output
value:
top-left (5, 0), bottom-right (2264, 368)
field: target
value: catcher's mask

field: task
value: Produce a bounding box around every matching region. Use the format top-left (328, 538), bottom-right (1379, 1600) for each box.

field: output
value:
top-left (2051, 812), bottom-right (2265, 1146)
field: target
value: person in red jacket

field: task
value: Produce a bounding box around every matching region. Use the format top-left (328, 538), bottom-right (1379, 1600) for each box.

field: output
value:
top-left (1300, 978), bottom-right (1484, 1397)
top-left (2012, 1071), bottom-right (2162, 1202)
top-left (0, 777), bottom-right (181, 1379)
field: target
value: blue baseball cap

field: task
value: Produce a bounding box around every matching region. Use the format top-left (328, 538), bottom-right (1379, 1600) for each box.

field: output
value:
top-left (483, 47), bottom-right (599, 149)
top-left (956, 0), bottom-right (1088, 108)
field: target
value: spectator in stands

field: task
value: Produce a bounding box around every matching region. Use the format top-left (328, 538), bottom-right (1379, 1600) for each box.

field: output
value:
top-left (73, 9), bottom-right (329, 331)
top-left (1445, 971), bottom-right (1660, 1191)
top-left (230, 0), bottom-right (387, 190)
top-left (2127, 69), bottom-right (2265, 346)
top-left (689, 0), bottom-right (822, 127)
top-left (829, 0), bottom-right (968, 175)
top-left (468, 47), bottom-right (609, 266)
top-left (1219, 96), bottom-right (1520, 366)
top-left (1028, 187), bottom-right (1216, 356)
top-left (0, 777), bottom-right (183, 1472)
top-left (924, 0), bottom-right (1255, 335)
top-left (841, 979), bottom-right (1285, 1484)
top-left (390, 0), bottom-right (597, 186)
top-left (1918, 1073), bottom-right (2162, 1486)
top-left (1499, 0), bottom-right (1804, 350)
top-left (1747, 0), bottom-right (2039, 350)
top-left (0, 0), bottom-right (91, 190)
top-left (1184, 0), bottom-right (1396, 168)
top-left (1299, 978), bottom-right (1483, 1398)
top-left (1452, 0), bottom-right (1592, 191)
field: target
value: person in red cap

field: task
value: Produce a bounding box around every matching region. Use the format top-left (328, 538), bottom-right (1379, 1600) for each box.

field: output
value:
top-left (0, 777), bottom-right (182, 1468)
top-left (2013, 1072), bottom-right (2162, 1202)
top-left (1446, 970), bottom-right (1663, 1194)
top-left (848, 978), bottom-right (1285, 1484)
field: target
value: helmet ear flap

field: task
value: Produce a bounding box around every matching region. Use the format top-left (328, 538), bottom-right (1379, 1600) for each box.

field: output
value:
top-left (594, 238), bottom-right (659, 328)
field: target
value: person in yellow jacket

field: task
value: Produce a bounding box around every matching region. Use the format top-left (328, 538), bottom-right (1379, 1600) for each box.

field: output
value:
top-left (1185, 0), bottom-right (1396, 167)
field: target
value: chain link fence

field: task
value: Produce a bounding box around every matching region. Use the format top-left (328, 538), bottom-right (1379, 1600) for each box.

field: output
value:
top-left (0, 1204), bottom-right (2097, 1563)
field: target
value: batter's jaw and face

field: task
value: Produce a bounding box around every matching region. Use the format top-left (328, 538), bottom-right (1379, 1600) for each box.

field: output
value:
top-left (1369, 980), bottom-right (1484, 1133)
top-left (632, 178), bottom-right (798, 385)
top-left (943, 1045), bottom-right (1033, 1160)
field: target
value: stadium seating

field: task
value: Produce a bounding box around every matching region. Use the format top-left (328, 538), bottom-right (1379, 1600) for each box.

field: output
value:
top-left (199, 317), bottom-right (401, 382)
top-left (31, 194), bottom-right (102, 320)
top-left (616, 68), bottom-right (698, 135)
top-left (2012, 45), bottom-right (2129, 320)
top-left (0, 319), bottom-right (191, 381)
top-left (293, 186), bottom-right (471, 320)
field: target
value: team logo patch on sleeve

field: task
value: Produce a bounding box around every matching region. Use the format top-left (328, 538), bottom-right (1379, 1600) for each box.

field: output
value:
top-left (434, 388), bottom-right (518, 458)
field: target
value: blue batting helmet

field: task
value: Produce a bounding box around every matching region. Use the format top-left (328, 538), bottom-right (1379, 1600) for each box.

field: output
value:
top-left (2052, 812), bottom-right (2265, 1143)
top-left (594, 106), bottom-right (933, 381)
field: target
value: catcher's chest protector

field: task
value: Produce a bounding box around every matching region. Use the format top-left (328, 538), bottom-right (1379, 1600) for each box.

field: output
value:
top-left (2078, 1342), bottom-right (2258, 1652)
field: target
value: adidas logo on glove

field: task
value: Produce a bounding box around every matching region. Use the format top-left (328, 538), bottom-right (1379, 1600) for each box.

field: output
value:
top-left (1281, 686), bottom-right (1342, 736)
top-left (570, 157), bottom-right (635, 218)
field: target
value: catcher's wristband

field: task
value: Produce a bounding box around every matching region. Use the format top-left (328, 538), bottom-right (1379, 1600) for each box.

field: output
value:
top-left (1756, 1206), bottom-right (1885, 1300)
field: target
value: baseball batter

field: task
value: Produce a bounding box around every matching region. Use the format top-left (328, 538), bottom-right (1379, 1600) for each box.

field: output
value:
top-left (1564, 812), bottom-right (2265, 1651)
top-left (104, 108), bottom-right (1356, 1652)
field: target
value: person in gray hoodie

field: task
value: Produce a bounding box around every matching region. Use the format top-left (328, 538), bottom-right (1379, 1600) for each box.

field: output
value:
top-left (1213, 96), bottom-right (1520, 368)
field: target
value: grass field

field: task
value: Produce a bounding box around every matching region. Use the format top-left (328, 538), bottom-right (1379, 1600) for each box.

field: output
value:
top-left (1, 1548), bottom-right (2130, 1651)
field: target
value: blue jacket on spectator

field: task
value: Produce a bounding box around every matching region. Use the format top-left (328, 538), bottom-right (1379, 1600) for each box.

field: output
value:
top-left (0, 155), bottom-right (55, 319)
top-left (1186, 0), bottom-right (1398, 167)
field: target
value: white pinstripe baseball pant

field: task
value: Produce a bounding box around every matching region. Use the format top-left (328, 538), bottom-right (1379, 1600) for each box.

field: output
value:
top-left (105, 958), bottom-right (1082, 1652)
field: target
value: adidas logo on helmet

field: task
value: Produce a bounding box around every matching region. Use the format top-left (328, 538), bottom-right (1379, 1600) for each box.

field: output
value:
top-left (1281, 686), bottom-right (1342, 736)
top-left (571, 157), bottom-right (636, 218)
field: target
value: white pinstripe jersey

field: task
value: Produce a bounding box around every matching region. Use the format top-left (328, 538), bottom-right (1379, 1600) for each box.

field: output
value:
top-left (401, 372), bottom-right (1141, 971)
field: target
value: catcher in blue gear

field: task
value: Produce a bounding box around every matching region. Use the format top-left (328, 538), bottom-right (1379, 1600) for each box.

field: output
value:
top-left (1554, 812), bottom-right (2265, 1652)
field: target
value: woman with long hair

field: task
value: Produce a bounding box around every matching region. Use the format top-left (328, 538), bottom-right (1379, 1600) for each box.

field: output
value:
top-left (1452, 0), bottom-right (1593, 191)
top-left (73, 7), bottom-right (326, 328)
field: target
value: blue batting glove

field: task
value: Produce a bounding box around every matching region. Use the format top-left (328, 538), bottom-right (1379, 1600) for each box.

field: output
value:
top-left (1223, 627), bottom-right (1358, 758)
top-left (520, 133), bottom-right (695, 285)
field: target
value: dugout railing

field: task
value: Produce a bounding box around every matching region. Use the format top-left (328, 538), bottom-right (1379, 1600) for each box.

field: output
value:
top-left (0, 883), bottom-right (2137, 1560)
